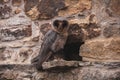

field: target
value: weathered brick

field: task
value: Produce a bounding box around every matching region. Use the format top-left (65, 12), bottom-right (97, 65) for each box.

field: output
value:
top-left (109, 0), bottom-right (120, 16)
top-left (25, 0), bottom-right (65, 20)
top-left (24, 0), bottom-right (40, 20)
top-left (84, 23), bottom-right (101, 39)
top-left (0, 47), bottom-right (6, 61)
top-left (19, 48), bottom-right (33, 62)
top-left (0, 25), bottom-right (32, 41)
top-left (0, 5), bottom-right (12, 19)
top-left (59, 0), bottom-right (91, 16)
top-left (24, 0), bottom-right (39, 12)
top-left (80, 38), bottom-right (120, 62)
top-left (0, 0), bottom-right (10, 4)
top-left (40, 23), bottom-right (51, 35)
top-left (38, 0), bottom-right (65, 19)
top-left (12, 0), bottom-right (22, 6)
top-left (103, 25), bottom-right (120, 38)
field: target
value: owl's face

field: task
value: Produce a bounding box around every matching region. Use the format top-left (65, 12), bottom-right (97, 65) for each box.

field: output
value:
top-left (53, 20), bottom-right (69, 33)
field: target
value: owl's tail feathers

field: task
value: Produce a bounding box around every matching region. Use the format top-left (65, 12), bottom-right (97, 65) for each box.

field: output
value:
top-left (31, 52), bottom-right (53, 71)
top-left (31, 56), bottom-right (42, 70)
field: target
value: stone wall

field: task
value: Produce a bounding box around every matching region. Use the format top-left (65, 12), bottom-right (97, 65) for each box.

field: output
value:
top-left (0, 0), bottom-right (120, 80)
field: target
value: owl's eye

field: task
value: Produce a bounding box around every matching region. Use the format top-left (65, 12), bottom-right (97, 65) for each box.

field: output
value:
top-left (53, 20), bottom-right (59, 28)
top-left (62, 20), bottom-right (68, 28)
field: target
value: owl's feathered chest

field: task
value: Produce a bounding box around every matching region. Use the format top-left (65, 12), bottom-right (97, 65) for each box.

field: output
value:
top-left (42, 30), bottom-right (68, 53)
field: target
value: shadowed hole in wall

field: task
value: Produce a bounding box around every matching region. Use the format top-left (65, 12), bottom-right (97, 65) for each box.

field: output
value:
top-left (63, 23), bottom-right (85, 61)
top-left (63, 38), bottom-right (84, 61)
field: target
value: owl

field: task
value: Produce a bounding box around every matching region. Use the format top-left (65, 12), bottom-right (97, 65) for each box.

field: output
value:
top-left (31, 19), bottom-right (69, 70)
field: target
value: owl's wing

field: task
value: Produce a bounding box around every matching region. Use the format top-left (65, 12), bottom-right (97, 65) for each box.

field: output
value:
top-left (31, 30), bottom-right (57, 70)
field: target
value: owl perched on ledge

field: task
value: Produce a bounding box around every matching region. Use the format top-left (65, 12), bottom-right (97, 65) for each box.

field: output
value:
top-left (31, 19), bottom-right (69, 70)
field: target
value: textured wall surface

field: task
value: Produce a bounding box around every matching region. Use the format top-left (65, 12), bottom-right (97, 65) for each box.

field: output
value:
top-left (0, 0), bottom-right (120, 80)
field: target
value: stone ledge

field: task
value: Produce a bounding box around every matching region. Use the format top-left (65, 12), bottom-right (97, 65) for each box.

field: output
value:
top-left (0, 61), bottom-right (119, 80)
top-left (42, 60), bottom-right (91, 70)
top-left (0, 61), bottom-right (119, 71)
top-left (0, 64), bottom-right (35, 71)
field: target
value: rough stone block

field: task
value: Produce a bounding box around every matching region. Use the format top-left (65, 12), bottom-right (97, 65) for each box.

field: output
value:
top-left (58, 0), bottom-right (91, 16)
top-left (42, 60), bottom-right (79, 70)
top-left (109, 0), bottom-right (120, 16)
top-left (0, 0), bottom-right (10, 4)
top-left (80, 38), bottom-right (120, 62)
top-left (103, 25), bottom-right (120, 38)
top-left (40, 23), bottom-right (51, 35)
top-left (12, 0), bottom-right (22, 6)
top-left (0, 4), bottom-right (12, 19)
top-left (0, 25), bottom-right (32, 41)
top-left (38, 0), bottom-right (65, 19)
top-left (25, 0), bottom-right (65, 20)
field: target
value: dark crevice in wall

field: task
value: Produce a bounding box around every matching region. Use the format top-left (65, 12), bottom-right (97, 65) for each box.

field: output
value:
top-left (63, 40), bottom-right (84, 61)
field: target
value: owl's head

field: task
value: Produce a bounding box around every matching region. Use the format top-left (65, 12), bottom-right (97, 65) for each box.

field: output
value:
top-left (52, 19), bottom-right (69, 33)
